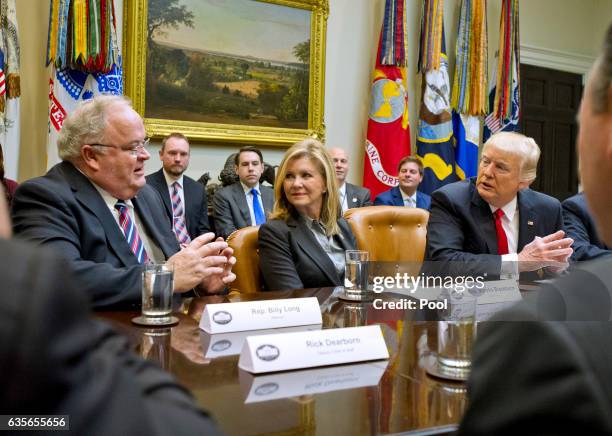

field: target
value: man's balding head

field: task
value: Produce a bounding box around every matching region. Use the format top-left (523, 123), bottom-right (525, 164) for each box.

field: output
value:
top-left (329, 147), bottom-right (349, 185)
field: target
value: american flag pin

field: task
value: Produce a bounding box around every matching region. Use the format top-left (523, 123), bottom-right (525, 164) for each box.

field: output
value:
top-left (527, 220), bottom-right (534, 226)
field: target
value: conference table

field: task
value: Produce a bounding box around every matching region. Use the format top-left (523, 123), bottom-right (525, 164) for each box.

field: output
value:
top-left (98, 287), bottom-right (498, 435)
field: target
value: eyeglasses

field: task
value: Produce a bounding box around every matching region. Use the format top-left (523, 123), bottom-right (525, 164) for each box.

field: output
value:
top-left (91, 137), bottom-right (151, 156)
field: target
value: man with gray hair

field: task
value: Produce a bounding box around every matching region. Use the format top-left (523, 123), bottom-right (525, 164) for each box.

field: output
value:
top-left (12, 95), bottom-right (235, 309)
top-left (426, 131), bottom-right (573, 277)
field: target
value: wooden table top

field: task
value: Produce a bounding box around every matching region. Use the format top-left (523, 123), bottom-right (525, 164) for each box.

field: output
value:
top-left (98, 288), bottom-right (469, 435)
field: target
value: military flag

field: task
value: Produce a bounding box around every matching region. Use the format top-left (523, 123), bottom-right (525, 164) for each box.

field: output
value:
top-left (451, 0), bottom-right (488, 180)
top-left (46, 0), bottom-right (123, 168)
top-left (363, 0), bottom-right (411, 199)
top-left (0, 0), bottom-right (20, 179)
top-left (483, 0), bottom-right (521, 142)
top-left (416, 0), bottom-right (457, 194)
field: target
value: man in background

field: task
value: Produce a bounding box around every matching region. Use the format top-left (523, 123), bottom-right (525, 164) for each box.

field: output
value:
top-left (374, 156), bottom-right (431, 210)
top-left (213, 146), bottom-right (274, 239)
top-left (12, 95), bottom-right (235, 310)
top-left (147, 132), bottom-right (210, 243)
top-left (329, 147), bottom-right (371, 214)
top-left (460, 23), bottom-right (612, 434)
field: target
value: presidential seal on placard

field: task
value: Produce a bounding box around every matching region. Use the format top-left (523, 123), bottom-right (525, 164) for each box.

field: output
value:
top-left (256, 344), bottom-right (280, 362)
top-left (369, 78), bottom-right (406, 124)
top-left (212, 311), bottom-right (233, 325)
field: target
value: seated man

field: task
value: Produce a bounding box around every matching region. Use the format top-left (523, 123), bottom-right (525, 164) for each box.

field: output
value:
top-left (0, 184), bottom-right (220, 435)
top-left (374, 156), bottom-right (431, 210)
top-left (425, 131), bottom-right (573, 277)
top-left (213, 146), bottom-right (274, 239)
top-left (562, 192), bottom-right (611, 261)
top-left (147, 132), bottom-right (211, 243)
top-left (460, 25), bottom-right (612, 434)
top-left (12, 95), bottom-right (235, 310)
top-left (329, 147), bottom-right (372, 213)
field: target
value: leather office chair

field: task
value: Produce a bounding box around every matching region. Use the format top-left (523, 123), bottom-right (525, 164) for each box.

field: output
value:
top-left (344, 206), bottom-right (429, 276)
top-left (226, 225), bottom-right (263, 293)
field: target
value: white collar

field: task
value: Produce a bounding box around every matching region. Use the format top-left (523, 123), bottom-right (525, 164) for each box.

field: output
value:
top-left (162, 169), bottom-right (184, 188)
top-left (90, 180), bottom-right (135, 210)
top-left (241, 181), bottom-right (260, 194)
top-left (399, 188), bottom-right (417, 203)
top-left (338, 182), bottom-right (346, 195)
top-left (489, 196), bottom-right (518, 221)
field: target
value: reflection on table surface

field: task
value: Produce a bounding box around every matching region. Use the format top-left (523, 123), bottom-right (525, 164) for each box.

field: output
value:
top-left (98, 288), bottom-right (477, 436)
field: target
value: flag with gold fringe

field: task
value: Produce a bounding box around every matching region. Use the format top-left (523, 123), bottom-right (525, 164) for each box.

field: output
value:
top-left (483, 0), bottom-right (520, 142)
top-left (0, 0), bottom-right (20, 180)
top-left (46, 0), bottom-right (123, 168)
top-left (451, 0), bottom-right (488, 180)
top-left (415, 0), bottom-right (457, 195)
top-left (363, 0), bottom-right (411, 199)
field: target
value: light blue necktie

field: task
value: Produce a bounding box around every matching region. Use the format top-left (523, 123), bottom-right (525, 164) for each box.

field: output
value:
top-left (251, 189), bottom-right (266, 225)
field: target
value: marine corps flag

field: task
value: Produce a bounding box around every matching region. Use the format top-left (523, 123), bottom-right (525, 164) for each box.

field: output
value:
top-left (363, 0), bottom-right (410, 199)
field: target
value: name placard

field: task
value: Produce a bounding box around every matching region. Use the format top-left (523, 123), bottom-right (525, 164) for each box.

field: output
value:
top-left (200, 325), bottom-right (322, 359)
top-left (476, 279), bottom-right (521, 304)
top-left (199, 297), bottom-right (322, 333)
top-left (238, 325), bottom-right (389, 374)
top-left (240, 362), bottom-right (387, 403)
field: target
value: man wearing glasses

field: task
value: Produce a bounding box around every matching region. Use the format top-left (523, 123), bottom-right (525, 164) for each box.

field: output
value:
top-left (12, 95), bottom-right (235, 310)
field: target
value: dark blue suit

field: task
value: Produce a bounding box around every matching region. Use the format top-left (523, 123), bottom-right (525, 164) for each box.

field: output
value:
top-left (562, 192), bottom-right (611, 261)
top-left (425, 178), bottom-right (564, 277)
top-left (373, 186), bottom-right (431, 210)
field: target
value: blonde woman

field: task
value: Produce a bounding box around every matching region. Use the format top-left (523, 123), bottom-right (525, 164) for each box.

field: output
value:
top-left (259, 139), bottom-right (356, 290)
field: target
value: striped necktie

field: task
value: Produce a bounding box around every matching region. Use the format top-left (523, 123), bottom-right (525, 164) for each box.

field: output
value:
top-left (115, 200), bottom-right (149, 264)
top-left (171, 181), bottom-right (191, 245)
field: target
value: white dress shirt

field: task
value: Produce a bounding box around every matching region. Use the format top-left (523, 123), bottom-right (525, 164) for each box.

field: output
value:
top-left (400, 189), bottom-right (418, 208)
top-left (489, 196), bottom-right (520, 277)
top-left (338, 183), bottom-right (348, 213)
top-left (92, 182), bottom-right (165, 263)
top-left (163, 170), bottom-right (185, 217)
top-left (241, 181), bottom-right (264, 226)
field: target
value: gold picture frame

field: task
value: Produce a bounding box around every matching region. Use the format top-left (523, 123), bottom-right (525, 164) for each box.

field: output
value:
top-left (123, 0), bottom-right (329, 146)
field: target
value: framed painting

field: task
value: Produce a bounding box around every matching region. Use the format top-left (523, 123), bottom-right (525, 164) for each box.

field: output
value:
top-left (123, 0), bottom-right (329, 146)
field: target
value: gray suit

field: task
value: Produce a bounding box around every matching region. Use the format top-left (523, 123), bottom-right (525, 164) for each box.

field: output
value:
top-left (259, 216), bottom-right (356, 291)
top-left (213, 182), bottom-right (274, 239)
top-left (344, 182), bottom-right (372, 209)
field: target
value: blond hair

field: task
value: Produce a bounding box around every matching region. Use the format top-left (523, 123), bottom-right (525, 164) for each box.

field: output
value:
top-left (483, 132), bottom-right (541, 183)
top-left (270, 138), bottom-right (341, 235)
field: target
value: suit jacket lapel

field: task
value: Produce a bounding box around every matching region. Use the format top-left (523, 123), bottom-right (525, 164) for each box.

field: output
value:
top-left (288, 217), bottom-right (340, 285)
top-left (471, 187), bottom-right (498, 254)
top-left (182, 177), bottom-right (197, 227)
top-left (391, 187), bottom-right (404, 206)
top-left (63, 162), bottom-right (138, 266)
top-left (150, 169), bottom-right (173, 218)
top-left (517, 190), bottom-right (537, 251)
top-left (133, 194), bottom-right (176, 259)
top-left (262, 186), bottom-right (275, 214)
top-left (232, 183), bottom-right (252, 226)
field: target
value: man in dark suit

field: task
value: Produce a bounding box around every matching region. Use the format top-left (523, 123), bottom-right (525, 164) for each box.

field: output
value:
top-left (213, 146), bottom-right (274, 239)
top-left (374, 156), bottom-right (431, 210)
top-left (329, 147), bottom-right (372, 213)
top-left (12, 95), bottom-right (235, 310)
top-left (0, 184), bottom-right (220, 435)
top-left (460, 25), bottom-right (612, 434)
top-left (147, 133), bottom-right (210, 243)
top-left (562, 192), bottom-right (611, 261)
top-left (426, 131), bottom-right (572, 277)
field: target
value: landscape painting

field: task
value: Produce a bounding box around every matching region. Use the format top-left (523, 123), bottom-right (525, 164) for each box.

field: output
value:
top-left (145, 0), bottom-right (312, 130)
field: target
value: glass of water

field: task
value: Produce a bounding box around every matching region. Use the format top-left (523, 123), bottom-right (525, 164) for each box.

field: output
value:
top-left (141, 263), bottom-right (174, 324)
top-left (343, 250), bottom-right (370, 301)
top-left (436, 289), bottom-right (477, 378)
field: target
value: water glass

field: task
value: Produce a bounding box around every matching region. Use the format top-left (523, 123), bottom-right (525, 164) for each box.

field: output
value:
top-left (344, 250), bottom-right (370, 300)
top-left (142, 263), bottom-right (174, 324)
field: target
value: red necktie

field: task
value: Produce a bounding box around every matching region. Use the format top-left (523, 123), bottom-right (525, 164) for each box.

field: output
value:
top-left (494, 209), bottom-right (509, 255)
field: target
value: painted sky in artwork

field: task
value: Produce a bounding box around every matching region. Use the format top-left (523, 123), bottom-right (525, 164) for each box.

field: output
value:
top-left (154, 0), bottom-right (311, 63)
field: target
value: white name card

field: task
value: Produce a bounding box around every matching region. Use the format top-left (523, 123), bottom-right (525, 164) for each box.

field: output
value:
top-left (240, 362), bottom-right (387, 403)
top-left (200, 325), bottom-right (322, 359)
top-left (238, 325), bottom-right (389, 374)
top-left (199, 297), bottom-right (322, 333)
top-left (476, 279), bottom-right (522, 305)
